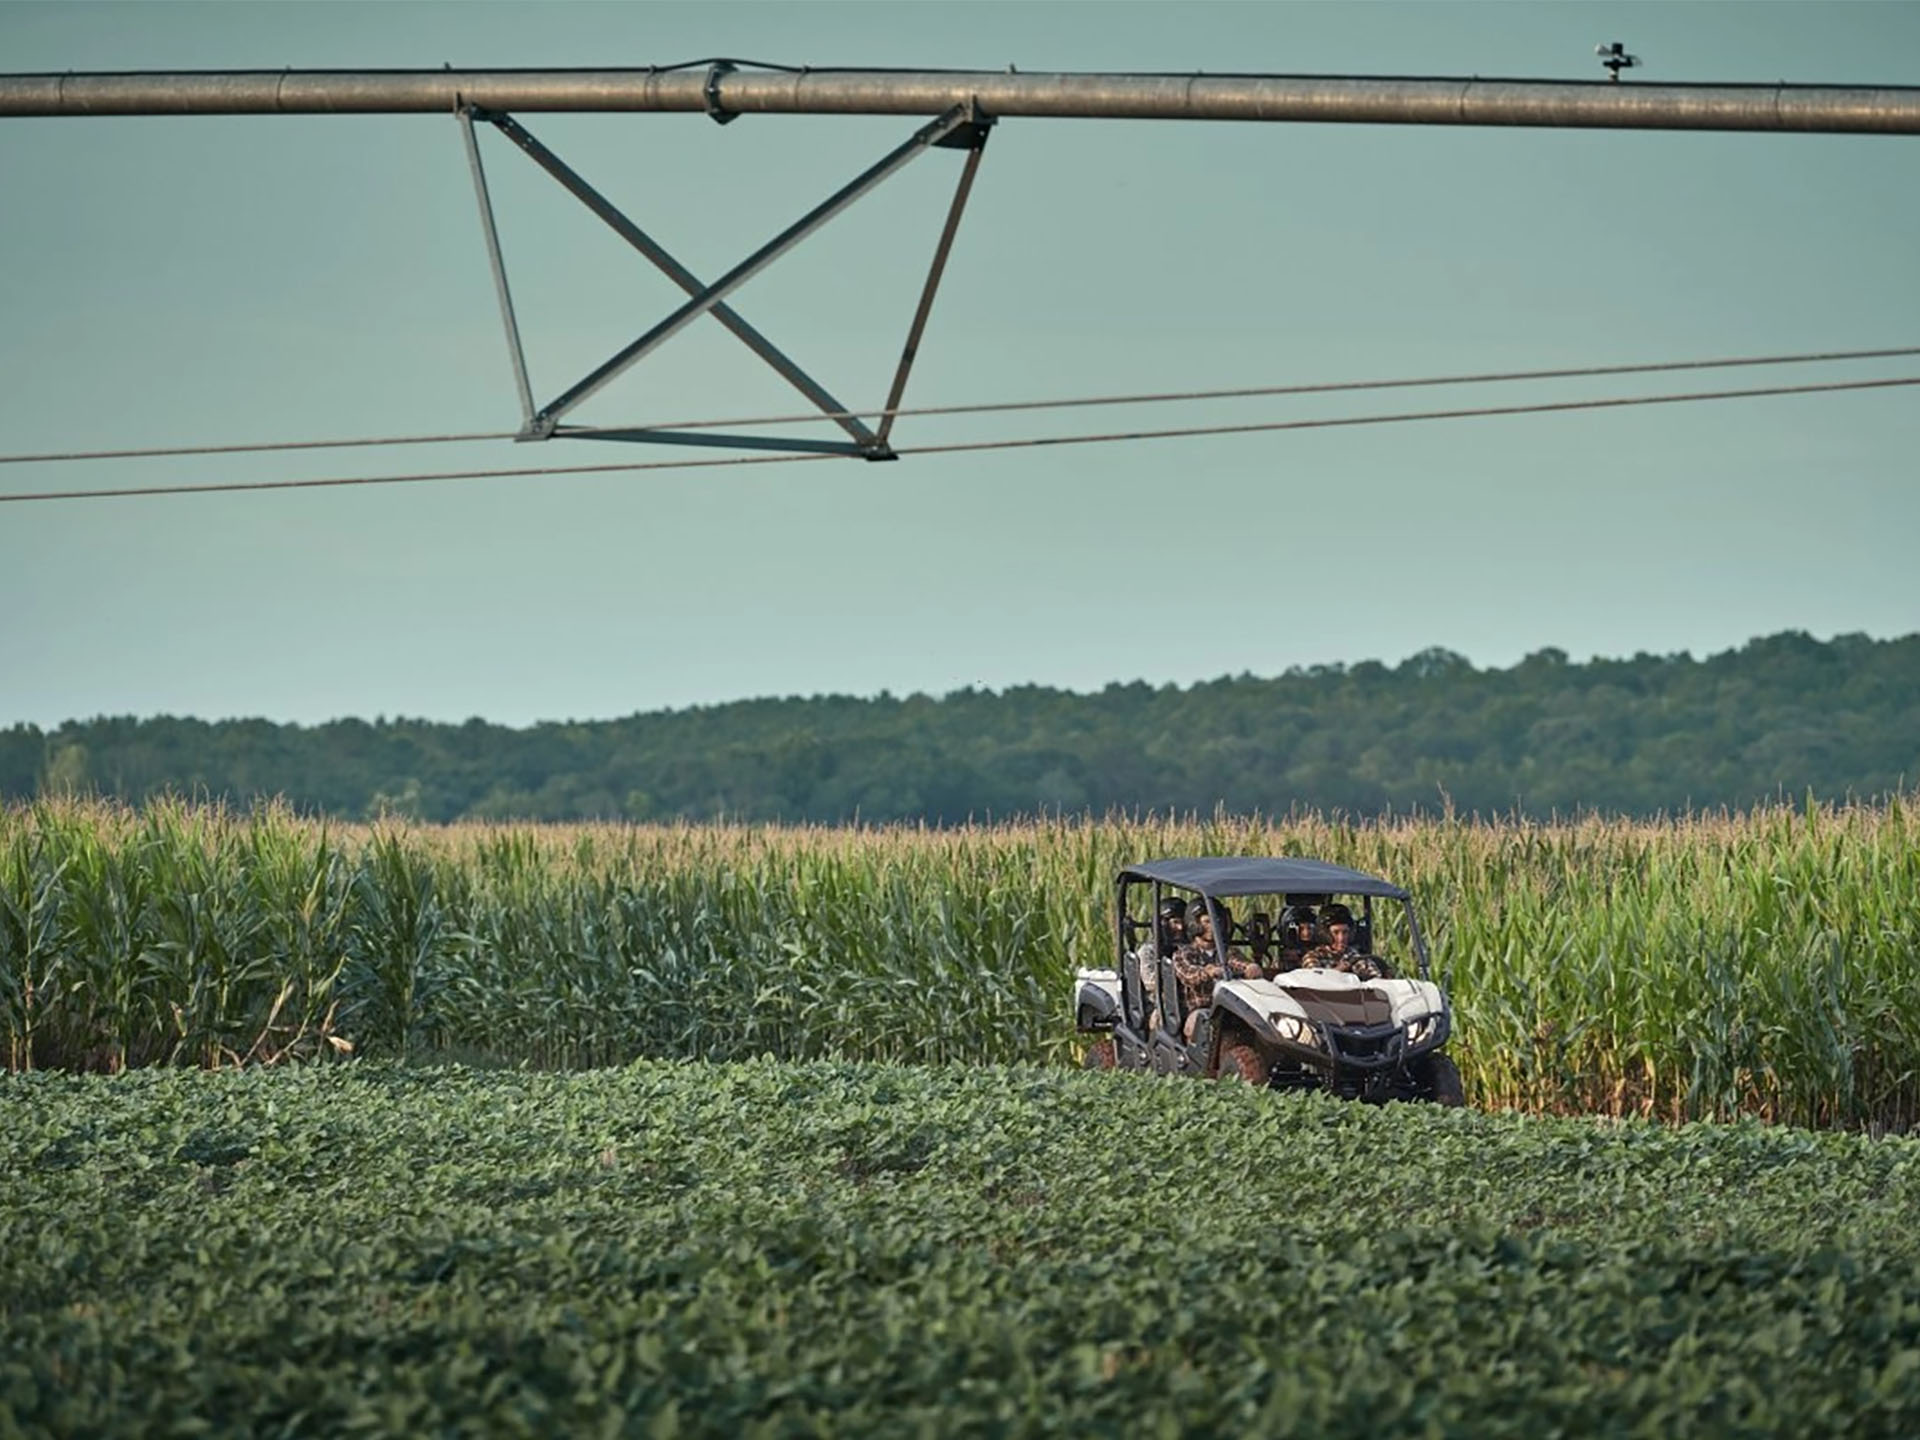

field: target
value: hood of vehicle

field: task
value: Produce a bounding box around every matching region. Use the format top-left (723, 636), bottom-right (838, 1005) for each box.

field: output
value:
top-left (1223, 970), bottom-right (1444, 1029)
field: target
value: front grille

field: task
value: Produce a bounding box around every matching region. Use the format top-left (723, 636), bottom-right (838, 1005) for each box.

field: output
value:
top-left (1327, 1021), bottom-right (1404, 1069)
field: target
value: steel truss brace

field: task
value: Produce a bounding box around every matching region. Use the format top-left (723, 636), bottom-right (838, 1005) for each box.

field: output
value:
top-left (459, 102), bottom-right (993, 460)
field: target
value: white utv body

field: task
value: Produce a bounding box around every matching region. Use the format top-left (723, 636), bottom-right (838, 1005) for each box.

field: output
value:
top-left (1074, 857), bottom-right (1463, 1105)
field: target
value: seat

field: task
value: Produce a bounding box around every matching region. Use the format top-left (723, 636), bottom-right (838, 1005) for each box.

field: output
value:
top-left (1157, 956), bottom-right (1184, 1038)
top-left (1185, 1007), bottom-right (1213, 1057)
top-left (1120, 943), bottom-right (1148, 1032)
top-left (1245, 912), bottom-right (1273, 968)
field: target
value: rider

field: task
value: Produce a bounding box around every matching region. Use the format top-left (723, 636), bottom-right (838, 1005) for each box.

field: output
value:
top-left (1273, 904), bottom-right (1319, 971)
top-left (1171, 901), bottom-right (1262, 1039)
top-left (1134, 896), bottom-right (1187, 1031)
top-left (1300, 902), bottom-right (1393, 980)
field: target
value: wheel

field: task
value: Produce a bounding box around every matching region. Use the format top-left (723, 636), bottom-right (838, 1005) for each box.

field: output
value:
top-left (1216, 1026), bottom-right (1272, 1087)
top-left (1082, 1038), bottom-right (1117, 1070)
top-left (1427, 1053), bottom-right (1465, 1107)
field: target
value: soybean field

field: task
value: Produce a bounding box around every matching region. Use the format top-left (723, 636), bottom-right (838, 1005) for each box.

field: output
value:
top-left (4, 797), bottom-right (1920, 1127)
top-left (5, 1061), bottom-right (1920, 1436)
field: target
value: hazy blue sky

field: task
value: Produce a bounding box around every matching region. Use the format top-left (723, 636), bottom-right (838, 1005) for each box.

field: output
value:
top-left (3, 1), bottom-right (1917, 727)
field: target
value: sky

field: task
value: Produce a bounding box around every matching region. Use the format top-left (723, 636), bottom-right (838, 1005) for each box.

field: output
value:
top-left (2, 0), bottom-right (1917, 728)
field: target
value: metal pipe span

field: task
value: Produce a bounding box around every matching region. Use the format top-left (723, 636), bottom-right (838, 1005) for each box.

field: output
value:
top-left (4, 67), bottom-right (1920, 134)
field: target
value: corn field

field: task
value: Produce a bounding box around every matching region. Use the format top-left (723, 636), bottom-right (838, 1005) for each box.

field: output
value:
top-left (3, 796), bottom-right (1917, 1128)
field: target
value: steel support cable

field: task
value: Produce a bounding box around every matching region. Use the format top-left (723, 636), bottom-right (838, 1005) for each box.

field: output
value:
top-left (0, 449), bottom-right (844, 504)
top-left (2, 374), bottom-right (1913, 506)
top-left (576, 343), bottom-right (1920, 436)
top-left (0, 429), bottom-right (517, 467)
top-left (3, 344), bottom-right (1915, 468)
top-left (888, 374), bottom-right (1920, 459)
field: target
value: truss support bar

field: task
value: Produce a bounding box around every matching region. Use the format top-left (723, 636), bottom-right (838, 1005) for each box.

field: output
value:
top-left (458, 106), bottom-right (537, 428)
top-left (557, 427), bottom-right (867, 456)
top-left (480, 110), bottom-right (880, 452)
top-left (529, 105), bottom-right (976, 436)
top-left (877, 119), bottom-right (991, 449)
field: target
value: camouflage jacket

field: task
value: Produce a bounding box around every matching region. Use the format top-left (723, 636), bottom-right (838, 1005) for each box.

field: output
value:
top-left (1171, 942), bottom-right (1261, 1011)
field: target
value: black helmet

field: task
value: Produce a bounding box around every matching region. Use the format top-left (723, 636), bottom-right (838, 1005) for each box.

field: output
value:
top-left (1321, 902), bottom-right (1355, 927)
top-left (1157, 896), bottom-right (1188, 920)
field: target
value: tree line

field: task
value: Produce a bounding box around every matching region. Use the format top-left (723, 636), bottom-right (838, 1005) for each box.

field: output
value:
top-left (3, 630), bottom-right (1913, 823)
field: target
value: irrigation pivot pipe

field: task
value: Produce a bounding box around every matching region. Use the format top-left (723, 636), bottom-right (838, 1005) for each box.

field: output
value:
top-left (4, 67), bottom-right (1920, 134)
top-left (9, 64), bottom-right (1916, 463)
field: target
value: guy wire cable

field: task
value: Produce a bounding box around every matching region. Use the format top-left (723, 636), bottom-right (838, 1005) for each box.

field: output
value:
top-left (3, 373), bottom-right (1914, 506)
top-left (0, 427), bottom-right (517, 467)
top-left (572, 343), bottom-right (1920, 437)
top-left (1, 343), bottom-right (1915, 468)
top-left (890, 374), bottom-right (1920, 461)
top-left (0, 448), bottom-right (844, 504)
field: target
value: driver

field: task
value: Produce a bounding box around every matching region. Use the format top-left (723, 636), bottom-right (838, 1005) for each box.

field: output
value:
top-left (1300, 902), bottom-right (1393, 980)
top-left (1172, 901), bottom-right (1262, 1039)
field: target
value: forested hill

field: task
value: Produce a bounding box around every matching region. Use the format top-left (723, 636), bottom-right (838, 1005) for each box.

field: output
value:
top-left (4, 631), bottom-right (1915, 824)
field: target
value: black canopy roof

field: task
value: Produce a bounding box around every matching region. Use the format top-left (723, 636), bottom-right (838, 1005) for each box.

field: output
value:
top-left (1118, 857), bottom-right (1409, 901)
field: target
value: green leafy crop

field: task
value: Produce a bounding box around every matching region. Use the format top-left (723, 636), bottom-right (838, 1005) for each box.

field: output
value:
top-left (3, 1062), bottom-right (1919, 1436)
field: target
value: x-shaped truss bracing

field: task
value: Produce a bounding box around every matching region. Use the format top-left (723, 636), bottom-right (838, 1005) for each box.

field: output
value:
top-left (458, 102), bottom-right (993, 461)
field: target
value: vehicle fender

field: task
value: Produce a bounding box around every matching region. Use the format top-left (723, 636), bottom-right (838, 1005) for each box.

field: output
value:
top-left (1074, 968), bottom-right (1121, 1029)
top-left (1384, 979), bottom-right (1448, 1026)
top-left (1210, 979), bottom-right (1303, 1047)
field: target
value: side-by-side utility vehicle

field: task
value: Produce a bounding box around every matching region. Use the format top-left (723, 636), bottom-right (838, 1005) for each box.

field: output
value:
top-left (1074, 857), bottom-right (1462, 1105)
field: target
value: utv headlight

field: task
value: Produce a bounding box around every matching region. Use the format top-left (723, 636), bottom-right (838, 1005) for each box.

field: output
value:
top-left (1404, 1012), bottom-right (1445, 1050)
top-left (1267, 1012), bottom-right (1319, 1047)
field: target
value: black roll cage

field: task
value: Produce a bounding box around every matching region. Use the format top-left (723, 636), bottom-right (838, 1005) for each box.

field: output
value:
top-left (1114, 871), bottom-right (1432, 989)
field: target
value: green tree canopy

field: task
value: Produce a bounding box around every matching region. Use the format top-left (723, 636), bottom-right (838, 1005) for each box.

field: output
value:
top-left (4, 631), bottom-right (1913, 823)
